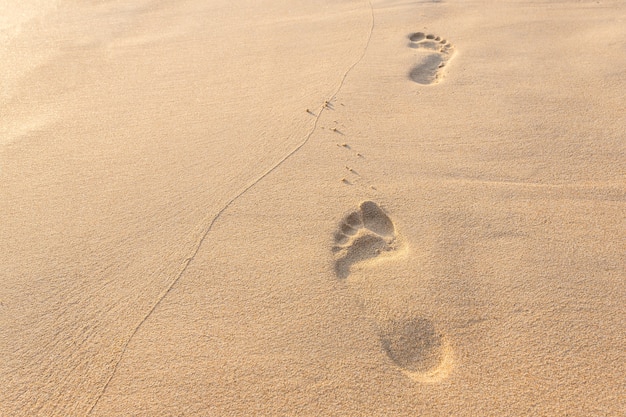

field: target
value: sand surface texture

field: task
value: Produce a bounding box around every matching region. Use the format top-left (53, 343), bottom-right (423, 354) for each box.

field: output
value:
top-left (1, 0), bottom-right (625, 415)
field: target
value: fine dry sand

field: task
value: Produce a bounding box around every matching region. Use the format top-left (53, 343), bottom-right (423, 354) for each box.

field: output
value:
top-left (1, 0), bottom-right (625, 415)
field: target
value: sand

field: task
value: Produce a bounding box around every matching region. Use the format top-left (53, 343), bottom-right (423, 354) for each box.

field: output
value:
top-left (1, 0), bottom-right (624, 415)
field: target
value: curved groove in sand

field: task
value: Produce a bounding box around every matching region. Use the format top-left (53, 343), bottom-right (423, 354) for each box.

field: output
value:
top-left (86, 1), bottom-right (376, 414)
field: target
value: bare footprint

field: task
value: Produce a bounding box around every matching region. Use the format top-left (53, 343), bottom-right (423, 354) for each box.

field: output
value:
top-left (332, 201), bottom-right (397, 279)
top-left (379, 316), bottom-right (453, 382)
top-left (407, 32), bottom-right (454, 85)
top-left (332, 202), bottom-right (453, 381)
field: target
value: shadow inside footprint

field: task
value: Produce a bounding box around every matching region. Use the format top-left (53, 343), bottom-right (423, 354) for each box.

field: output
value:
top-left (380, 317), bottom-right (444, 374)
top-left (409, 54), bottom-right (447, 85)
top-left (334, 233), bottom-right (391, 279)
top-left (360, 201), bottom-right (395, 237)
top-left (409, 32), bottom-right (426, 42)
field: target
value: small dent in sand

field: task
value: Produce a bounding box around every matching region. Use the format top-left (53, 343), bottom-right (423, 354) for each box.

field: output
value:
top-left (380, 317), bottom-right (453, 382)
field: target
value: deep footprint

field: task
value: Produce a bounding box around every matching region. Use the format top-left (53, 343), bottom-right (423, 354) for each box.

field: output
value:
top-left (407, 32), bottom-right (454, 85)
top-left (333, 201), bottom-right (396, 279)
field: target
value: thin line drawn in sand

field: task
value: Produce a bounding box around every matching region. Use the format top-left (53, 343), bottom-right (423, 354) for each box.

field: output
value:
top-left (407, 32), bottom-right (454, 85)
top-left (87, 2), bottom-right (376, 414)
top-left (332, 201), bottom-right (453, 382)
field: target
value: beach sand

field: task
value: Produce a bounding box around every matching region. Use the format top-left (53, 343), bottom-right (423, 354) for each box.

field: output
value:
top-left (1, 0), bottom-right (624, 415)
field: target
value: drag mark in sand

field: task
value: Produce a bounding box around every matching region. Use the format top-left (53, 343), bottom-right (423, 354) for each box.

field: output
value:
top-left (333, 201), bottom-right (452, 382)
top-left (408, 32), bottom-right (454, 85)
top-left (86, 2), bottom-right (375, 414)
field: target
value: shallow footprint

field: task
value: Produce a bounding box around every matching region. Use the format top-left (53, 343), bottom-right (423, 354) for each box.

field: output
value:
top-left (407, 32), bottom-right (454, 85)
top-left (333, 201), bottom-right (397, 279)
top-left (379, 316), bottom-right (453, 382)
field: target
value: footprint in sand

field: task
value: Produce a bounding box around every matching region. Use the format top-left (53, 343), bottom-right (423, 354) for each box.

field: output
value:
top-left (332, 201), bottom-right (397, 280)
top-left (332, 201), bottom-right (453, 382)
top-left (379, 316), bottom-right (453, 383)
top-left (407, 32), bottom-right (454, 85)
